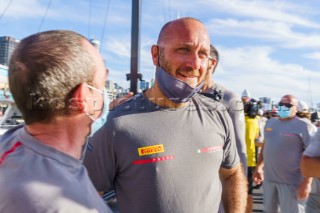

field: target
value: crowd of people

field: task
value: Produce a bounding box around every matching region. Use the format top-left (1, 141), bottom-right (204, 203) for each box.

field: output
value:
top-left (0, 16), bottom-right (320, 213)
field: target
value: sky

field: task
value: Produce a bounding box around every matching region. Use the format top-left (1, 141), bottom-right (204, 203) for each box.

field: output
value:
top-left (1, 0), bottom-right (320, 107)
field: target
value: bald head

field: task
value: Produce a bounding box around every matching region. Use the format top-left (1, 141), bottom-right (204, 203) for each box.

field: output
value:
top-left (281, 95), bottom-right (299, 106)
top-left (157, 17), bottom-right (210, 46)
top-left (150, 17), bottom-right (211, 91)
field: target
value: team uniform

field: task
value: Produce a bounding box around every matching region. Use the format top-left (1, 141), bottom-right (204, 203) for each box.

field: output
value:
top-left (84, 93), bottom-right (239, 213)
top-left (303, 128), bottom-right (320, 213)
top-left (263, 117), bottom-right (315, 213)
top-left (0, 126), bottom-right (111, 213)
top-left (203, 83), bottom-right (247, 172)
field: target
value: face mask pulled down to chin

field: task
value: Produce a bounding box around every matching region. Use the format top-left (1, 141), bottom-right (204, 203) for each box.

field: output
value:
top-left (155, 66), bottom-right (203, 103)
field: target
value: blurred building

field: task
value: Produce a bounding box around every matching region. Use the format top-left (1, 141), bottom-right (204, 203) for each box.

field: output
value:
top-left (259, 97), bottom-right (272, 111)
top-left (139, 80), bottom-right (149, 91)
top-left (0, 36), bottom-right (19, 66)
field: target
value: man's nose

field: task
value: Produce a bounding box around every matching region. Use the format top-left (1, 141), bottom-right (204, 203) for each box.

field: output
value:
top-left (184, 52), bottom-right (202, 71)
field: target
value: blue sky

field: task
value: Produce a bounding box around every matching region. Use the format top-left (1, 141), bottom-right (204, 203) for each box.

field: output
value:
top-left (1, 0), bottom-right (320, 106)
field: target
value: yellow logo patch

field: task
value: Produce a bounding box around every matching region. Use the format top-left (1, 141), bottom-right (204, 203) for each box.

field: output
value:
top-left (138, 144), bottom-right (164, 156)
top-left (266, 128), bottom-right (272, 131)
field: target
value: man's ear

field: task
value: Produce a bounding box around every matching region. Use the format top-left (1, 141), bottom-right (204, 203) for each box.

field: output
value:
top-left (151, 45), bottom-right (159, 66)
top-left (210, 59), bottom-right (217, 70)
top-left (69, 83), bottom-right (87, 112)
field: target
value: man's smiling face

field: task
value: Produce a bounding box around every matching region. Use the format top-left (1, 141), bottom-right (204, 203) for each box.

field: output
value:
top-left (157, 19), bottom-right (210, 88)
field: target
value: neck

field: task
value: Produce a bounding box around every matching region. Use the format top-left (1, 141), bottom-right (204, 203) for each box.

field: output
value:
top-left (26, 115), bottom-right (89, 159)
top-left (202, 79), bottom-right (214, 92)
top-left (144, 81), bottom-right (189, 108)
top-left (279, 115), bottom-right (296, 121)
top-left (202, 71), bottom-right (214, 92)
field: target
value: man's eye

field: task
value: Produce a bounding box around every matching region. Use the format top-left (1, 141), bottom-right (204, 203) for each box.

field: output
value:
top-left (177, 47), bottom-right (189, 52)
top-left (199, 52), bottom-right (208, 59)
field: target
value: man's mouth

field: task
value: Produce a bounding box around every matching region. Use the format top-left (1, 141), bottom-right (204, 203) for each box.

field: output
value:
top-left (177, 72), bottom-right (198, 78)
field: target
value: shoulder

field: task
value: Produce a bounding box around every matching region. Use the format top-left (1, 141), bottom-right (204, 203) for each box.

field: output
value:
top-left (0, 174), bottom-right (48, 212)
top-left (193, 93), bottom-right (227, 112)
top-left (215, 83), bottom-right (239, 100)
top-left (0, 126), bottom-right (24, 155)
top-left (266, 117), bottom-right (278, 125)
top-left (108, 93), bottom-right (151, 121)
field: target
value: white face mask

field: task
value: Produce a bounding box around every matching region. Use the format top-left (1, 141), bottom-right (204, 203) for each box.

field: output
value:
top-left (80, 85), bottom-right (110, 162)
top-left (85, 85), bottom-right (109, 137)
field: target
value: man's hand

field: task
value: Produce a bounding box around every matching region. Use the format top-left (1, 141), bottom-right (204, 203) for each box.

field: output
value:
top-left (109, 92), bottom-right (134, 110)
top-left (253, 166), bottom-right (264, 185)
top-left (297, 177), bottom-right (312, 200)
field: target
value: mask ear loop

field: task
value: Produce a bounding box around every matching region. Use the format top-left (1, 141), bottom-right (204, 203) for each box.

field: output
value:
top-left (80, 137), bottom-right (89, 162)
top-left (157, 45), bottom-right (161, 67)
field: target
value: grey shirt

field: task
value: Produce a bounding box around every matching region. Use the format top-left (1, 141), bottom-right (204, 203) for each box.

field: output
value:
top-left (264, 116), bottom-right (315, 186)
top-left (203, 83), bottom-right (247, 172)
top-left (0, 126), bottom-right (111, 213)
top-left (84, 93), bottom-right (239, 213)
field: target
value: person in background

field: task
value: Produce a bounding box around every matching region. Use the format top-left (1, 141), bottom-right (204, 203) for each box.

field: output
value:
top-left (301, 128), bottom-right (320, 213)
top-left (253, 94), bottom-right (315, 213)
top-left (201, 44), bottom-right (247, 213)
top-left (297, 100), bottom-right (317, 132)
top-left (0, 30), bottom-right (112, 212)
top-left (85, 17), bottom-right (247, 213)
top-left (255, 109), bottom-right (268, 148)
top-left (243, 99), bottom-right (260, 213)
top-left (201, 44), bottom-right (247, 174)
top-left (253, 109), bottom-right (268, 191)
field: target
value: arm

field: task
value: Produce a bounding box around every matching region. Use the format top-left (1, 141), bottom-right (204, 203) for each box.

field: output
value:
top-left (301, 127), bottom-right (320, 177)
top-left (253, 144), bottom-right (264, 185)
top-left (227, 96), bottom-right (247, 174)
top-left (297, 176), bottom-right (312, 200)
top-left (219, 164), bottom-right (247, 213)
top-left (301, 155), bottom-right (320, 178)
top-left (109, 92), bottom-right (134, 110)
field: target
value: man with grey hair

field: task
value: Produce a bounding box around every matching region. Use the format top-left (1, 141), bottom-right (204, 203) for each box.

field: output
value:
top-left (0, 30), bottom-right (111, 212)
top-left (85, 17), bottom-right (247, 213)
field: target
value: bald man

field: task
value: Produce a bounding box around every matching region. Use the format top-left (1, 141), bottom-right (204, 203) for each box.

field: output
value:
top-left (84, 17), bottom-right (247, 213)
top-left (253, 95), bottom-right (315, 213)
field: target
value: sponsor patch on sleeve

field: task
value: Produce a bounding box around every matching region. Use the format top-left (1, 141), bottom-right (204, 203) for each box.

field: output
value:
top-left (266, 128), bottom-right (272, 131)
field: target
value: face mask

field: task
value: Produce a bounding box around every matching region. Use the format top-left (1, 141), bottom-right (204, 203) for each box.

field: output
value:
top-left (277, 106), bottom-right (291, 118)
top-left (85, 85), bottom-right (110, 137)
top-left (155, 66), bottom-right (204, 103)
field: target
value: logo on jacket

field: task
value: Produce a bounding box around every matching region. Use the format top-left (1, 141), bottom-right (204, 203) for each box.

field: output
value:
top-left (138, 144), bottom-right (164, 156)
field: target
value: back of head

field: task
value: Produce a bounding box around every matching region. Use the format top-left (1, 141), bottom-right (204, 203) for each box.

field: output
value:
top-left (244, 99), bottom-right (259, 118)
top-left (297, 100), bottom-right (311, 120)
top-left (9, 30), bottom-right (95, 124)
top-left (298, 101), bottom-right (309, 113)
top-left (208, 44), bottom-right (219, 74)
top-left (209, 45), bottom-right (219, 63)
